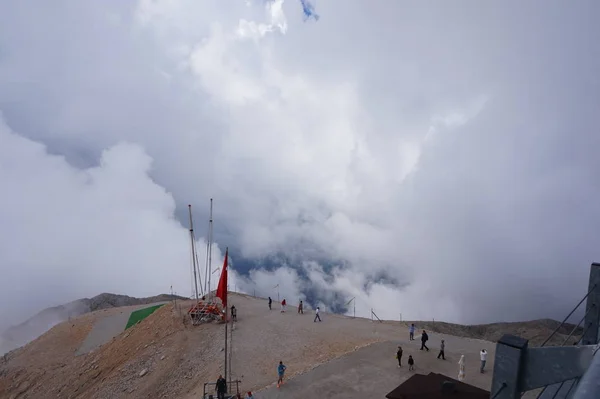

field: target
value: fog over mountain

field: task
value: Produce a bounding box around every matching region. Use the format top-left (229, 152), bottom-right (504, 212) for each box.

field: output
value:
top-left (1, 0), bottom-right (599, 331)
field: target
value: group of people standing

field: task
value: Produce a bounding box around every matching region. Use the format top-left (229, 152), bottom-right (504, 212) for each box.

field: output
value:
top-left (396, 324), bottom-right (436, 371)
top-left (268, 297), bottom-right (322, 322)
top-left (398, 323), bottom-right (489, 380)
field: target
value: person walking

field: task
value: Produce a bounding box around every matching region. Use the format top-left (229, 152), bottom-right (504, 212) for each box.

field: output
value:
top-left (480, 349), bottom-right (487, 373)
top-left (231, 305), bottom-right (237, 322)
top-left (409, 323), bottom-right (415, 340)
top-left (268, 297), bottom-right (272, 310)
top-left (437, 339), bottom-right (445, 360)
top-left (281, 298), bottom-right (287, 312)
top-left (245, 392), bottom-right (254, 399)
top-left (420, 330), bottom-right (429, 351)
top-left (396, 346), bottom-right (403, 367)
top-left (314, 306), bottom-right (322, 322)
top-left (408, 355), bottom-right (415, 371)
top-left (298, 300), bottom-right (304, 314)
top-left (277, 361), bottom-right (287, 388)
top-left (215, 374), bottom-right (227, 399)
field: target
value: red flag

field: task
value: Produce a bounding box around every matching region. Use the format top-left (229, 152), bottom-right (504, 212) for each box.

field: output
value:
top-left (216, 248), bottom-right (228, 310)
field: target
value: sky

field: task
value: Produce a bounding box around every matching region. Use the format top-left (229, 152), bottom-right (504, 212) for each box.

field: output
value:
top-left (1, 0), bottom-right (599, 331)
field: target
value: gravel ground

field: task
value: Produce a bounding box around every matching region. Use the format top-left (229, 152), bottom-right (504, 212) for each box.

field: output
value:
top-left (0, 293), bottom-right (577, 399)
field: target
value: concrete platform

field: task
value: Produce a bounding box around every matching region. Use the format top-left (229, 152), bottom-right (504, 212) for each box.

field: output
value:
top-left (256, 337), bottom-right (493, 399)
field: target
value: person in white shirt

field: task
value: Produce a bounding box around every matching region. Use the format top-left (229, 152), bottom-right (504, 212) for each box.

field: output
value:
top-left (437, 339), bottom-right (446, 360)
top-left (458, 355), bottom-right (466, 381)
top-left (314, 307), bottom-right (322, 322)
top-left (480, 349), bottom-right (488, 373)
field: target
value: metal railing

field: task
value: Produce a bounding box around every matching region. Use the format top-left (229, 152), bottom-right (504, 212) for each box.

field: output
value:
top-left (202, 380), bottom-right (242, 399)
top-left (490, 263), bottom-right (600, 399)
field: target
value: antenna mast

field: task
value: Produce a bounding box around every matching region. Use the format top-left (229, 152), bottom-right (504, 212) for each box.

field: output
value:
top-left (205, 198), bottom-right (214, 299)
top-left (188, 205), bottom-right (203, 301)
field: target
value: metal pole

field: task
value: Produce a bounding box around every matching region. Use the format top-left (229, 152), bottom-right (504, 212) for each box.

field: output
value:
top-left (188, 205), bottom-right (200, 302)
top-left (572, 352), bottom-right (600, 399)
top-left (207, 198), bottom-right (214, 300)
top-left (224, 307), bottom-right (228, 390)
top-left (229, 316), bottom-right (233, 388)
top-left (582, 263), bottom-right (600, 345)
top-left (203, 204), bottom-right (210, 294)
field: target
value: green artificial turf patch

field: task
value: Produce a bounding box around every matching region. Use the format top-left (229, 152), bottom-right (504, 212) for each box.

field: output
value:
top-left (125, 304), bottom-right (165, 330)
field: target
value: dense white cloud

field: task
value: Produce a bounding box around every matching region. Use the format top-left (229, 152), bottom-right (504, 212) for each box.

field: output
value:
top-left (1, 0), bottom-right (599, 333)
top-left (0, 116), bottom-right (225, 328)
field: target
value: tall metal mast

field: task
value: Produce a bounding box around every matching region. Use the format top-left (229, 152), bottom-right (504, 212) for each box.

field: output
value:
top-left (188, 205), bottom-right (202, 301)
top-left (228, 314), bottom-right (234, 386)
top-left (205, 198), bottom-right (214, 299)
top-left (224, 311), bottom-right (228, 384)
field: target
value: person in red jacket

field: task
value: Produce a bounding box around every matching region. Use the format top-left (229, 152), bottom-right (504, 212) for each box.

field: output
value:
top-left (281, 298), bottom-right (287, 312)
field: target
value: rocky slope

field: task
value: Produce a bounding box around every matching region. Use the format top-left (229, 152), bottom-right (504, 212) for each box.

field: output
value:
top-left (0, 293), bottom-right (186, 356)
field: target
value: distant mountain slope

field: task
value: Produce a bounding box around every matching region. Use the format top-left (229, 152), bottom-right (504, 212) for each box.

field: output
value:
top-left (404, 318), bottom-right (583, 347)
top-left (0, 293), bottom-right (186, 355)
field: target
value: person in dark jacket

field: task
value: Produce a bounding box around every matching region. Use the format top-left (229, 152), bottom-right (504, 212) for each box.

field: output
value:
top-left (231, 305), bottom-right (237, 321)
top-left (408, 355), bottom-right (415, 371)
top-left (420, 330), bottom-right (429, 351)
top-left (268, 297), bottom-right (272, 310)
top-left (216, 375), bottom-right (227, 399)
top-left (396, 345), bottom-right (403, 367)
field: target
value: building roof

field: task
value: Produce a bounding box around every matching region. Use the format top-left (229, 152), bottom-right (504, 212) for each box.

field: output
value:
top-left (385, 372), bottom-right (490, 399)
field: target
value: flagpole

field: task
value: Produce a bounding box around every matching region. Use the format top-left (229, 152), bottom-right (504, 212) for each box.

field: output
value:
top-left (206, 198), bottom-right (214, 300)
top-left (224, 306), bottom-right (228, 386)
top-left (229, 312), bottom-right (233, 390)
top-left (216, 246), bottom-right (229, 390)
top-left (188, 205), bottom-right (200, 302)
